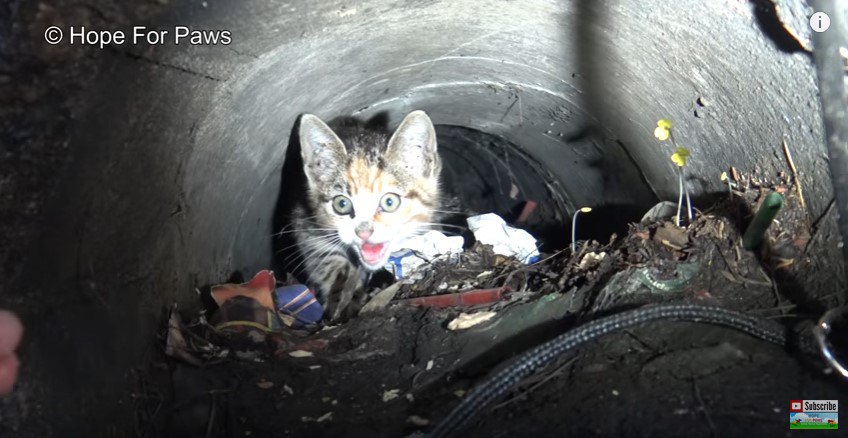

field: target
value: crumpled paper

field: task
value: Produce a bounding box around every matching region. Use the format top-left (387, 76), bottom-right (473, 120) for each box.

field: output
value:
top-left (467, 213), bottom-right (540, 264)
top-left (385, 230), bottom-right (464, 279)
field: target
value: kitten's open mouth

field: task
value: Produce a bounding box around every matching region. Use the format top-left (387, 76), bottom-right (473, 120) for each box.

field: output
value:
top-left (359, 242), bottom-right (388, 266)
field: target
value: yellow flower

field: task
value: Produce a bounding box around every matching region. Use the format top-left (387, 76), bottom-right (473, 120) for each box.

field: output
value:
top-left (720, 171), bottom-right (728, 181)
top-left (671, 146), bottom-right (690, 167)
top-left (654, 119), bottom-right (672, 141)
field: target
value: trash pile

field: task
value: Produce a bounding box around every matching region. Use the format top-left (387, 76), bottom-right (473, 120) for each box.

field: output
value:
top-left (386, 213), bottom-right (539, 281)
top-left (144, 118), bottom-right (842, 436)
top-left (144, 170), bottom-right (839, 438)
top-left (164, 212), bottom-right (552, 364)
top-left (164, 269), bottom-right (328, 365)
top-left (163, 179), bottom-right (821, 369)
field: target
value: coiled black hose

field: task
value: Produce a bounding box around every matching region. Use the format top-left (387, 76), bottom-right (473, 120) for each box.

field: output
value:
top-left (428, 304), bottom-right (798, 438)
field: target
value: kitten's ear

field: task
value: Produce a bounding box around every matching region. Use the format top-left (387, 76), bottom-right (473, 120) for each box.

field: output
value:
top-left (298, 114), bottom-right (347, 185)
top-left (386, 110), bottom-right (438, 177)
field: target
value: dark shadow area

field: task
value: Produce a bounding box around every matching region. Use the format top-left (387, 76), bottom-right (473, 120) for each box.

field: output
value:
top-left (749, 0), bottom-right (811, 53)
top-left (435, 125), bottom-right (570, 250)
top-left (576, 204), bottom-right (651, 244)
top-left (271, 115), bottom-right (309, 283)
top-left (573, 0), bottom-right (611, 151)
top-left (824, 307), bottom-right (848, 369)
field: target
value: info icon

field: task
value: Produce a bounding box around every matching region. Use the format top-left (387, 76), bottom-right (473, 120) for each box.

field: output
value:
top-left (791, 400), bottom-right (803, 412)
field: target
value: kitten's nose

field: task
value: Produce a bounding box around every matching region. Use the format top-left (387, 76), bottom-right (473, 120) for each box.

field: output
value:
top-left (355, 221), bottom-right (373, 240)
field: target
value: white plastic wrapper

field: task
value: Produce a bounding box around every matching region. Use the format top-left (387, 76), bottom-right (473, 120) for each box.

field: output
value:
top-left (385, 231), bottom-right (464, 279)
top-left (466, 213), bottom-right (540, 264)
top-left (640, 201), bottom-right (677, 224)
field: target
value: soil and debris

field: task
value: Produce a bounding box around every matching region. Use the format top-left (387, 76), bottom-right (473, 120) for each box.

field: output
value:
top-left (2, 1), bottom-right (845, 437)
top-left (138, 176), bottom-right (846, 437)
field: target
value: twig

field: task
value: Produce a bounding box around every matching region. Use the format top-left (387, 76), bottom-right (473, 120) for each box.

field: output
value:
top-left (205, 395), bottom-right (217, 438)
top-left (783, 139), bottom-right (807, 211)
top-left (706, 246), bottom-right (716, 293)
top-left (517, 89), bottom-right (524, 125)
top-left (721, 172), bottom-right (734, 198)
top-left (713, 240), bottom-right (738, 272)
top-left (749, 303), bottom-right (797, 313)
top-left (660, 239), bottom-right (685, 251)
top-left (739, 276), bottom-right (772, 287)
top-left (693, 380), bottom-right (717, 438)
top-left (172, 387), bottom-right (237, 411)
top-left (730, 166), bottom-right (741, 184)
top-left (492, 356), bottom-right (578, 410)
top-left (711, 240), bottom-right (770, 286)
top-left (765, 313), bottom-right (799, 319)
top-left (138, 397), bottom-right (163, 438)
top-left (805, 198), bottom-right (836, 255)
top-left (623, 330), bottom-right (658, 353)
top-left (491, 247), bottom-right (568, 283)
top-left (758, 266), bottom-right (783, 311)
top-left (812, 198), bottom-right (837, 231)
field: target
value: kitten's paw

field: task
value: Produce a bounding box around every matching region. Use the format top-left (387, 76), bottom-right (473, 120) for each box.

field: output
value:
top-left (323, 291), bottom-right (366, 323)
top-left (324, 302), bottom-right (348, 323)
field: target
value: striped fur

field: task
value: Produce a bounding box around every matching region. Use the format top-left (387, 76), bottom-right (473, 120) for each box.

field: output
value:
top-left (289, 111), bottom-right (442, 321)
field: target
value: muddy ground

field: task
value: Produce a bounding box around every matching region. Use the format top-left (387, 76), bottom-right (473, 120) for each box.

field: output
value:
top-left (139, 186), bottom-right (847, 437)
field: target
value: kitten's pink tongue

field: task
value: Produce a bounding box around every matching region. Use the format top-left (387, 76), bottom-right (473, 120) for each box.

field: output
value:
top-left (360, 242), bottom-right (385, 264)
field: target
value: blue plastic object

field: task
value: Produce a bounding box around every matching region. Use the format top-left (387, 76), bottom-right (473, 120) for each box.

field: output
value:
top-left (273, 284), bottom-right (323, 327)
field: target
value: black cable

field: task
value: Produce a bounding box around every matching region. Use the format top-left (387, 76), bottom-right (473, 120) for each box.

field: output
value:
top-left (428, 304), bottom-right (800, 438)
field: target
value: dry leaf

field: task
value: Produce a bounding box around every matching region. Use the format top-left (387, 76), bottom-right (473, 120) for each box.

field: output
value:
top-left (408, 415), bottom-right (430, 426)
top-left (448, 312), bottom-right (497, 330)
top-left (288, 350), bottom-right (313, 358)
top-left (382, 389), bottom-right (401, 402)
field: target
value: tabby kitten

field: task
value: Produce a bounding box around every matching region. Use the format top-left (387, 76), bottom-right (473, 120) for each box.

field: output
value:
top-left (291, 111), bottom-right (442, 321)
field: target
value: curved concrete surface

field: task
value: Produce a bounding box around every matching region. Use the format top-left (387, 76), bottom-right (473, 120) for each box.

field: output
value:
top-left (14, 0), bottom-right (839, 434)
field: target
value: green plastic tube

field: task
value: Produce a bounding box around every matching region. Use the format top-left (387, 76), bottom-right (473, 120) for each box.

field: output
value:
top-left (742, 192), bottom-right (784, 250)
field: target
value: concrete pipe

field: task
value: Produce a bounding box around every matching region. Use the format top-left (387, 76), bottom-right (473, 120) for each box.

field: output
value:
top-left (7, 0), bottom-right (845, 435)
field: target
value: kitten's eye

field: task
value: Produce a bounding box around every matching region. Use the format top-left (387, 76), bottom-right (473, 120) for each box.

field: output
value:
top-left (380, 193), bottom-right (401, 212)
top-left (331, 195), bottom-right (354, 215)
